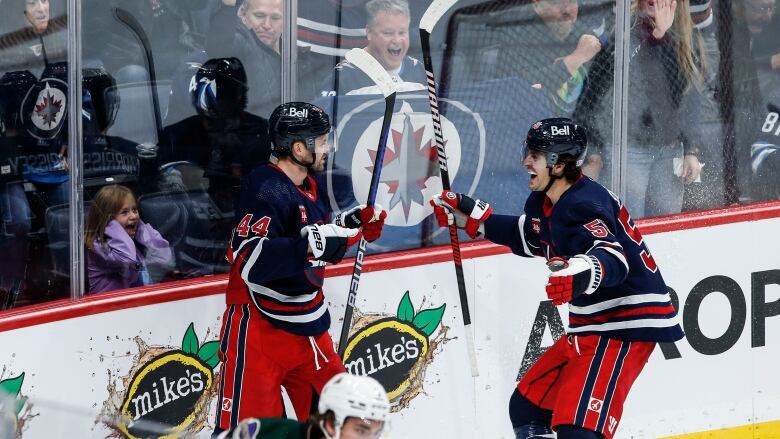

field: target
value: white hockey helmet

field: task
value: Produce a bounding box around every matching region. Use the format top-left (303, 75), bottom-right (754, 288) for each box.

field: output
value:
top-left (317, 373), bottom-right (390, 439)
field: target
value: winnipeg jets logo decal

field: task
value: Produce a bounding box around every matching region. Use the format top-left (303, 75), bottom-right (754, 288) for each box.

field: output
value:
top-left (350, 101), bottom-right (462, 226)
top-left (328, 94), bottom-right (486, 241)
top-left (21, 77), bottom-right (68, 139)
top-left (33, 83), bottom-right (65, 129)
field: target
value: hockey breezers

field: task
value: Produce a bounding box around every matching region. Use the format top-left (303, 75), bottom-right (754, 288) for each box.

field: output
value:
top-left (419, 0), bottom-right (479, 377)
top-left (337, 48), bottom-right (397, 358)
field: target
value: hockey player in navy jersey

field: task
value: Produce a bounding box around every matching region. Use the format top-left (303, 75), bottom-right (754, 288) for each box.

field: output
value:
top-left (214, 102), bottom-right (387, 435)
top-left (430, 118), bottom-right (683, 439)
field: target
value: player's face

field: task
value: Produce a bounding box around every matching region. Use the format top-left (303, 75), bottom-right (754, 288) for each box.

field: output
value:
top-left (523, 149), bottom-right (551, 191)
top-left (24, 0), bottom-right (50, 33)
top-left (744, 0), bottom-right (776, 34)
top-left (242, 0), bottom-right (283, 49)
top-left (534, 0), bottom-right (578, 39)
top-left (114, 195), bottom-right (140, 238)
top-left (308, 133), bottom-right (332, 172)
top-left (339, 417), bottom-right (385, 439)
top-left (366, 11), bottom-right (410, 71)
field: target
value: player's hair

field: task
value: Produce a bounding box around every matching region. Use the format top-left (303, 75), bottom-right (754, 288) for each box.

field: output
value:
top-left (306, 412), bottom-right (330, 439)
top-left (557, 154), bottom-right (583, 183)
top-left (631, 0), bottom-right (706, 91)
top-left (366, 0), bottom-right (410, 28)
top-left (85, 185), bottom-right (136, 251)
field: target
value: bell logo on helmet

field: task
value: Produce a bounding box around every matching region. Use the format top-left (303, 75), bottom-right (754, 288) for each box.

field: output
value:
top-left (284, 107), bottom-right (309, 118)
top-left (551, 125), bottom-right (570, 136)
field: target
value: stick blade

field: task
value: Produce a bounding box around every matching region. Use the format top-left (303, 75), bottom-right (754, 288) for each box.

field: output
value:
top-left (344, 48), bottom-right (396, 97)
top-left (420, 0), bottom-right (458, 33)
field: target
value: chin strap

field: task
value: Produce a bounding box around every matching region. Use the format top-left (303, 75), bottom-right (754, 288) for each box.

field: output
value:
top-left (543, 168), bottom-right (558, 193)
top-left (290, 153), bottom-right (316, 170)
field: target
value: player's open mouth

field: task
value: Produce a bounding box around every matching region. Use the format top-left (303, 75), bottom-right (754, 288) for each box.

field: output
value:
top-left (388, 48), bottom-right (402, 57)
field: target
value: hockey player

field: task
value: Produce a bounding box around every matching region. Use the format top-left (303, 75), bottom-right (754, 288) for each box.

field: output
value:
top-left (751, 91), bottom-right (780, 201)
top-left (214, 102), bottom-right (387, 435)
top-left (430, 118), bottom-right (683, 439)
top-left (216, 373), bottom-right (391, 439)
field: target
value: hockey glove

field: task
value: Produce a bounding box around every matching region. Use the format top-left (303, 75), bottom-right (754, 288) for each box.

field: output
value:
top-left (545, 255), bottom-right (602, 305)
top-left (301, 224), bottom-right (362, 264)
top-left (429, 191), bottom-right (493, 239)
top-left (333, 204), bottom-right (388, 242)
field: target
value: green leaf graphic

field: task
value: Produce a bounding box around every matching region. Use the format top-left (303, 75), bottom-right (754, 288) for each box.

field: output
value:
top-left (182, 323), bottom-right (200, 354)
top-left (197, 341), bottom-right (221, 369)
top-left (15, 395), bottom-right (25, 416)
top-left (412, 304), bottom-right (446, 337)
top-left (397, 291), bottom-right (415, 322)
top-left (0, 373), bottom-right (24, 398)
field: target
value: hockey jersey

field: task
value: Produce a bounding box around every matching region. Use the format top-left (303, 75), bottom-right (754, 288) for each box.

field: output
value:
top-left (484, 176), bottom-right (684, 342)
top-left (751, 94), bottom-right (780, 201)
top-left (225, 164), bottom-right (331, 336)
top-left (320, 55), bottom-right (426, 96)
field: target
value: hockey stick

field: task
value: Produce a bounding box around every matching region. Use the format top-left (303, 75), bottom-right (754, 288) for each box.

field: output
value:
top-left (420, 0), bottom-right (479, 377)
top-left (113, 7), bottom-right (164, 140)
top-left (337, 48), bottom-right (397, 357)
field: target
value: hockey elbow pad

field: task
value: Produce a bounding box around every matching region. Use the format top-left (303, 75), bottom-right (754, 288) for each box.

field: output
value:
top-left (301, 224), bottom-right (362, 264)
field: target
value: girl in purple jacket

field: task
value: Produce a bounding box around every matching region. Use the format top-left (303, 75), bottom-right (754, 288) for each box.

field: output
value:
top-left (85, 185), bottom-right (172, 293)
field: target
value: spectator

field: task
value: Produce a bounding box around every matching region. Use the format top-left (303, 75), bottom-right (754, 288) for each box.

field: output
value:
top-left (682, 0), bottom-right (726, 210)
top-left (737, 0), bottom-right (780, 96)
top-left (85, 184), bottom-right (172, 293)
top-left (0, 70), bottom-right (38, 309)
top-left (750, 90), bottom-right (780, 201)
top-left (0, 0), bottom-right (67, 79)
top-left (320, 0), bottom-right (426, 96)
top-left (575, 0), bottom-right (705, 217)
top-left (206, 0), bottom-right (321, 117)
top-left (496, 0), bottom-right (605, 178)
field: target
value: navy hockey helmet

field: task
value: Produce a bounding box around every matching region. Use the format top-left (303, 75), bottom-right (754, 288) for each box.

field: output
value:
top-left (268, 102), bottom-right (331, 156)
top-left (524, 117), bottom-right (588, 168)
top-left (82, 66), bottom-right (119, 133)
top-left (191, 57), bottom-right (248, 119)
top-left (0, 70), bottom-right (37, 131)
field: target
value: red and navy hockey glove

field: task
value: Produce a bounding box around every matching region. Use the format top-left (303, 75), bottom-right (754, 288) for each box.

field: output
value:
top-left (301, 224), bottom-right (362, 264)
top-left (429, 191), bottom-right (493, 239)
top-left (334, 204), bottom-right (388, 242)
top-left (545, 255), bottom-right (602, 305)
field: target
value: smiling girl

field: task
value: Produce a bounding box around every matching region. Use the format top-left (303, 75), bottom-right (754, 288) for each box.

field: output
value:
top-left (85, 185), bottom-right (172, 293)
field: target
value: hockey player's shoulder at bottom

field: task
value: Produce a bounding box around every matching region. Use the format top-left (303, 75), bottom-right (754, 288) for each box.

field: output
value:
top-left (216, 373), bottom-right (391, 439)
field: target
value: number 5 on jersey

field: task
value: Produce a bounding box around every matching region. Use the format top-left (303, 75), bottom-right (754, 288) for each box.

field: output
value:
top-left (236, 214), bottom-right (271, 237)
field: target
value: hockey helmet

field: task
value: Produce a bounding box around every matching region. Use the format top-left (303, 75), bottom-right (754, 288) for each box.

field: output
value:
top-left (191, 57), bottom-right (248, 119)
top-left (524, 117), bottom-right (588, 168)
top-left (268, 101), bottom-right (331, 156)
top-left (82, 66), bottom-right (119, 133)
top-left (317, 373), bottom-right (390, 439)
top-left (0, 70), bottom-right (37, 132)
